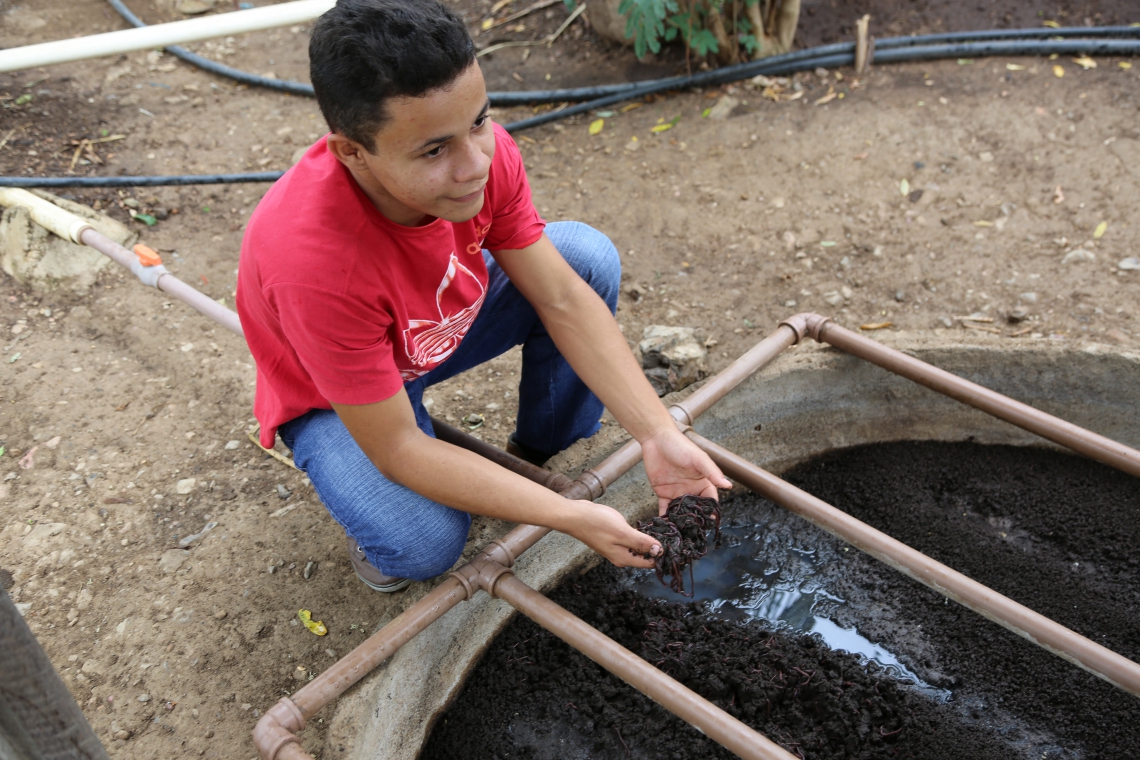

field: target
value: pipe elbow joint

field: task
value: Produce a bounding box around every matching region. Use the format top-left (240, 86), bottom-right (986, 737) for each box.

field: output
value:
top-left (779, 312), bottom-right (830, 344)
top-left (253, 698), bottom-right (305, 760)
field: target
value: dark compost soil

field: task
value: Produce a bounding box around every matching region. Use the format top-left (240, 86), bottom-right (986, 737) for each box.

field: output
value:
top-left (421, 442), bottom-right (1140, 760)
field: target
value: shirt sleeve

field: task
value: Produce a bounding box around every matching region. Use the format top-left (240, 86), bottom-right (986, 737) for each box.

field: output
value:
top-left (267, 281), bottom-right (405, 406)
top-left (482, 123), bottom-right (546, 251)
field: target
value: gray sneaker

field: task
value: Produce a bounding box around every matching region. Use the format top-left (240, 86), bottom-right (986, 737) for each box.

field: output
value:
top-left (346, 536), bottom-right (412, 593)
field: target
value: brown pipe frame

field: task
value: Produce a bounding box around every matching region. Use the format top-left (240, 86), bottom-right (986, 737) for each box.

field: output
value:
top-left (253, 326), bottom-right (801, 760)
top-left (688, 431), bottom-right (1140, 698)
top-left (255, 313), bottom-right (1140, 759)
top-left (781, 313), bottom-right (1140, 479)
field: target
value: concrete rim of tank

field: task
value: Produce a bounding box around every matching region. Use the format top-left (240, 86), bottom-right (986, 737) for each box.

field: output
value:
top-left (323, 333), bottom-right (1140, 760)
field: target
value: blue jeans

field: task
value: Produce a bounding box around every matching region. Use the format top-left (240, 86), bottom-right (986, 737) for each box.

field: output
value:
top-left (279, 222), bottom-right (621, 580)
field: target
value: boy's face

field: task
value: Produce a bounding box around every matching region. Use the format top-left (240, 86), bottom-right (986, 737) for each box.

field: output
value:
top-left (328, 63), bottom-right (495, 227)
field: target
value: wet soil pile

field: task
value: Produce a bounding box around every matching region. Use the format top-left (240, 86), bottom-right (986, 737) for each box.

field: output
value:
top-left (636, 494), bottom-right (722, 596)
top-left (422, 443), bottom-right (1140, 759)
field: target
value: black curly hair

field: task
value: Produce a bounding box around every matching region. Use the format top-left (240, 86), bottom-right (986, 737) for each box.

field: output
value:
top-left (309, 0), bottom-right (477, 153)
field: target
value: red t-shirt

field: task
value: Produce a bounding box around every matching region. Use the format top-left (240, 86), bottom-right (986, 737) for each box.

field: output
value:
top-left (237, 123), bottom-right (545, 447)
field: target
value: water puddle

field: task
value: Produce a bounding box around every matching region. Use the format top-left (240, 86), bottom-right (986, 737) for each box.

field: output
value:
top-left (631, 523), bottom-right (951, 701)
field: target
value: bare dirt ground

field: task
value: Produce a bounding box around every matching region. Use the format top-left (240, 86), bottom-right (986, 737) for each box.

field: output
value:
top-left (0, 0), bottom-right (1137, 758)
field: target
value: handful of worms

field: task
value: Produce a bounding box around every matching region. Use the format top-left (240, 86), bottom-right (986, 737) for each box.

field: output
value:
top-left (636, 494), bottom-right (722, 597)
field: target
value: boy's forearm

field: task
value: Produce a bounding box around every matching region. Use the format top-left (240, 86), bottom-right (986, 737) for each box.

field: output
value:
top-left (536, 279), bottom-right (677, 443)
top-left (373, 429), bottom-right (582, 528)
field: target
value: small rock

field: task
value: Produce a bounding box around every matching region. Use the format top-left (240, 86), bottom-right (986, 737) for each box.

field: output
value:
top-left (1119, 257), bottom-right (1140, 270)
top-left (76, 588), bottom-right (92, 611)
top-left (707, 95), bottom-right (740, 121)
top-left (303, 561), bottom-right (315, 580)
top-left (978, 151), bottom-right (995, 163)
top-left (205, 730), bottom-right (215, 739)
top-left (114, 730), bottom-right (131, 741)
top-left (122, 198), bottom-right (139, 209)
top-left (325, 649), bottom-right (338, 658)
top-left (625, 283), bottom-right (644, 302)
top-left (268, 565), bottom-right (277, 574)
top-left (158, 548), bottom-right (188, 574)
top-left (638, 325), bottom-right (708, 397)
top-left (822, 291), bottom-right (843, 307)
top-left (1061, 249), bottom-right (1095, 264)
top-left (275, 484), bottom-right (291, 500)
top-left (624, 139), bottom-right (640, 152)
top-left (241, 703), bottom-right (252, 711)
top-left (1019, 292), bottom-right (1038, 304)
top-left (137, 694), bottom-right (151, 703)
top-left (81, 659), bottom-right (105, 676)
top-left (1007, 309), bottom-right (1029, 324)
top-left (176, 0), bottom-right (217, 14)
top-left (939, 317), bottom-right (954, 328)
top-left (1104, 329), bottom-right (1133, 345)
top-left (894, 290), bottom-right (907, 303)
top-left (292, 665), bottom-right (308, 682)
top-left (224, 440), bottom-right (241, 450)
top-left (175, 478), bottom-right (195, 495)
top-left (214, 609), bottom-right (227, 620)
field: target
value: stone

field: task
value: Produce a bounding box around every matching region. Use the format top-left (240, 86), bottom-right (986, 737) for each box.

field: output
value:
top-left (1007, 309), bottom-right (1029, 324)
top-left (22, 522), bottom-right (67, 552)
top-left (293, 665), bottom-right (308, 682)
top-left (114, 730), bottom-right (131, 741)
top-left (76, 588), bottom-right (93, 611)
top-left (158, 548), bottom-right (189, 574)
top-left (707, 96), bottom-right (740, 121)
top-left (1061, 249), bottom-right (1095, 264)
top-left (1, 191), bottom-right (136, 294)
top-left (638, 325), bottom-right (708, 397)
top-left (176, 0), bottom-right (217, 14)
top-left (822, 291), bottom-right (844, 307)
top-left (1019, 292), bottom-right (1038, 304)
top-left (585, 0), bottom-right (632, 46)
top-left (224, 440), bottom-right (241, 450)
top-left (1118, 257), bottom-right (1140, 271)
top-left (214, 609), bottom-right (228, 620)
top-left (81, 659), bottom-right (105, 677)
top-left (840, 286), bottom-right (854, 300)
top-left (137, 694), bottom-right (151, 703)
top-left (175, 478), bottom-right (196, 495)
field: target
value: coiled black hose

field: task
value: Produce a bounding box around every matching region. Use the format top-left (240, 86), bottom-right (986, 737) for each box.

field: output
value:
top-left (105, 0), bottom-right (1140, 104)
top-left (2, 18), bottom-right (1138, 187)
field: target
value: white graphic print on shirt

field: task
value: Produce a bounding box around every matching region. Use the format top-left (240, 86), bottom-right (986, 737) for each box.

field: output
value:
top-left (400, 253), bottom-right (486, 380)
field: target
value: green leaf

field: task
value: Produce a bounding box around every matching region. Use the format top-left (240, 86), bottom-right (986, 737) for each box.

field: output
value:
top-left (8, 352), bottom-right (20, 364)
top-left (131, 212), bottom-right (157, 226)
top-left (15, 94), bottom-right (32, 106)
top-left (738, 33), bottom-right (758, 54)
top-left (690, 27), bottom-right (719, 57)
top-left (0, 446), bottom-right (5, 457)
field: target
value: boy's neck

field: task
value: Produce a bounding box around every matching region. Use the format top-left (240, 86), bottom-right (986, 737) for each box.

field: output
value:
top-left (349, 167), bottom-right (435, 227)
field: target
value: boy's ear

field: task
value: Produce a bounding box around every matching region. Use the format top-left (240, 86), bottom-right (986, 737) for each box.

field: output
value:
top-left (327, 133), bottom-right (372, 172)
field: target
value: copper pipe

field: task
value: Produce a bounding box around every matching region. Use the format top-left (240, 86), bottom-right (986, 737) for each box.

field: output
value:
top-left (689, 431), bottom-right (1140, 698)
top-left (253, 326), bottom-right (804, 759)
top-left (796, 315), bottom-right (1140, 479)
top-left (490, 571), bottom-right (798, 760)
top-left (430, 416), bottom-right (574, 492)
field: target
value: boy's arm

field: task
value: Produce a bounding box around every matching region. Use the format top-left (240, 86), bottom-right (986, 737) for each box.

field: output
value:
top-left (331, 389), bottom-right (661, 568)
top-left (491, 233), bottom-right (732, 513)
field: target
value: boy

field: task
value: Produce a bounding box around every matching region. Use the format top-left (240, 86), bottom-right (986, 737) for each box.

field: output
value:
top-left (236, 0), bottom-right (730, 592)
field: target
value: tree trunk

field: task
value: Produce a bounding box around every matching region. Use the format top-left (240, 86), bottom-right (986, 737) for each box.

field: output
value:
top-left (0, 587), bottom-right (110, 760)
top-left (705, 4), bottom-right (735, 65)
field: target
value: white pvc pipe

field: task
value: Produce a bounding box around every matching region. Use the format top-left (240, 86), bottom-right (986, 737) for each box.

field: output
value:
top-left (0, 187), bottom-right (244, 337)
top-left (0, 0), bottom-right (335, 73)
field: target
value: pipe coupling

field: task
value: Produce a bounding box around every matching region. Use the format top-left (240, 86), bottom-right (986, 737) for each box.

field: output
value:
top-left (252, 698), bottom-right (305, 760)
top-left (778, 312), bottom-right (831, 344)
top-left (576, 469), bottom-right (607, 501)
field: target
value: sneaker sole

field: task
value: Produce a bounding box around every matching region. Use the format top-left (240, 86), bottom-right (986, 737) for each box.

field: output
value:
top-left (353, 570), bottom-right (413, 593)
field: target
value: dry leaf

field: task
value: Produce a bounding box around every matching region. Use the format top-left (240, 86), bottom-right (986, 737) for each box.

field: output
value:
top-left (1042, 20), bottom-right (1060, 28)
top-left (588, 118), bottom-right (604, 136)
top-left (859, 322), bottom-right (893, 331)
top-left (1094, 221), bottom-right (1108, 239)
top-left (1072, 56), bottom-right (1096, 70)
top-left (1053, 65), bottom-right (1065, 78)
top-left (1053, 185), bottom-right (1065, 204)
top-left (973, 220), bottom-right (994, 227)
top-left (963, 322), bottom-right (1002, 334)
top-left (1005, 64), bottom-right (1026, 71)
top-left (298, 609), bottom-right (327, 636)
top-left (1120, 62), bottom-right (1133, 70)
top-left (900, 179), bottom-right (910, 196)
top-left (813, 88), bottom-right (838, 106)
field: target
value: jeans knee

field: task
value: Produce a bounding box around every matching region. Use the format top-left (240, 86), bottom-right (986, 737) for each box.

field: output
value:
top-left (547, 221), bottom-right (621, 309)
top-left (397, 509), bottom-right (471, 580)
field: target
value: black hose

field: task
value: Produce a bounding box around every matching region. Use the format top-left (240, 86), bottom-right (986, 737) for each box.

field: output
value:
top-left (105, 0), bottom-right (1140, 104)
top-left (4, 30), bottom-right (1140, 188)
top-left (0, 172), bottom-right (286, 188)
top-left (105, 0), bottom-right (315, 96)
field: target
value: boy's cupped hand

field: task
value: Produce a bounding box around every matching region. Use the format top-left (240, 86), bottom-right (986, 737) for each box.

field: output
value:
top-left (566, 501), bottom-right (662, 568)
top-left (641, 427), bottom-right (733, 515)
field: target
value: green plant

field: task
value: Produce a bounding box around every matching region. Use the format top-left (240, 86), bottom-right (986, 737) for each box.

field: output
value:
top-left (595, 0), bottom-right (800, 65)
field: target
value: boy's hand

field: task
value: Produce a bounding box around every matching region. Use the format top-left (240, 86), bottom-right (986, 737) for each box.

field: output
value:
top-left (564, 501), bottom-right (662, 568)
top-left (641, 427), bottom-right (733, 515)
